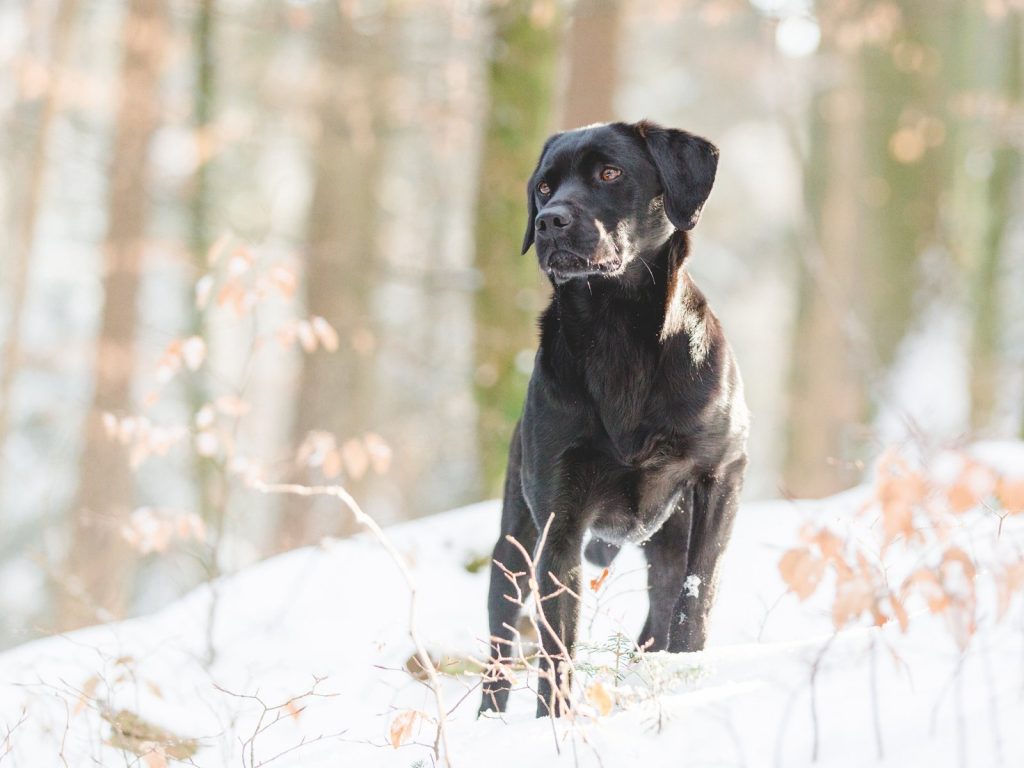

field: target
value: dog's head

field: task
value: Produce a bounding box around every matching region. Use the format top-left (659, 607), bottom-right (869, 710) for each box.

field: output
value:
top-left (521, 121), bottom-right (719, 284)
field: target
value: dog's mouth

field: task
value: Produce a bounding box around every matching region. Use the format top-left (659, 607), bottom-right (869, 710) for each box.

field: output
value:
top-left (542, 249), bottom-right (622, 283)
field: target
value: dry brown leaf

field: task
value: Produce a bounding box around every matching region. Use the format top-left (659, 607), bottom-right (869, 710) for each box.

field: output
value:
top-left (181, 336), bottom-right (206, 371)
top-left (946, 461), bottom-right (994, 514)
top-left (322, 448), bottom-right (342, 479)
top-left (875, 452), bottom-right (927, 544)
top-left (214, 395), bottom-right (251, 417)
top-left (940, 547), bottom-right (977, 583)
top-left (155, 342), bottom-right (182, 384)
top-left (404, 652), bottom-right (437, 681)
top-left (364, 432), bottom-right (392, 474)
top-left (904, 568), bottom-right (949, 614)
top-left (997, 562), bottom-right (1024, 619)
top-left (947, 482), bottom-right (978, 514)
top-left (269, 264), bottom-right (297, 297)
top-left (342, 438), bottom-right (369, 479)
top-left (296, 320), bottom-right (317, 353)
top-left (388, 710), bottom-right (419, 749)
top-left (311, 316), bottom-right (339, 352)
top-left (216, 280), bottom-right (246, 314)
top-left (195, 274), bottom-right (215, 309)
top-left (285, 700), bottom-right (303, 720)
top-left (206, 231), bottom-right (232, 267)
top-left (175, 513), bottom-right (207, 543)
top-left (585, 680), bottom-right (614, 716)
top-left (814, 529), bottom-right (844, 561)
top-left (227, 245), bottom-right (253, 276)
top-left (832, 572), bottom-right (874, 629)
top-left (75, 676), bottom-right (100, 716)
top-left (889, 593), bottom-right (910, 632)
top-left (997, 476), bottom-right (1024, 514)
top-left (103, 709), bottom-right (198, 760)
top-left (589, 567), bottom-right (610, 593)
top-left (779, 547), bottom-right (825, 600)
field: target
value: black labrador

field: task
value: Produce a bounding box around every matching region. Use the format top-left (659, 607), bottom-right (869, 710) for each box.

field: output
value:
top-left (478, 120), bottom-right (749, 717)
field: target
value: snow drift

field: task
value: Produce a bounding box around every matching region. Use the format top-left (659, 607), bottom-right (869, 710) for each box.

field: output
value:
top-left (2, 448), bottom-right (1023, 767)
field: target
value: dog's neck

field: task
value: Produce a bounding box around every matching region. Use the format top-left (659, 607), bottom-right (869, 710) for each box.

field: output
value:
top-left (550, 231), bottom-right (712, 368)
top-left (553, 230), bottom-right (698, 336)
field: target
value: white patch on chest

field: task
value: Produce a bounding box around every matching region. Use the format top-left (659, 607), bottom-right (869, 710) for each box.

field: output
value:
top-left (684, 574), bottom-right (702, 598)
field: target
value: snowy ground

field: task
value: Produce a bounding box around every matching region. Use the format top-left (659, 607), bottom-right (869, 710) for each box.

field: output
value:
top-left (2, 454), bottom-right (1023, 767)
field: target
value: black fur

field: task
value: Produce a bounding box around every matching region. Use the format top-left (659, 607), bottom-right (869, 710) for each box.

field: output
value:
top-left (479, 121), bottom-right (749, 718)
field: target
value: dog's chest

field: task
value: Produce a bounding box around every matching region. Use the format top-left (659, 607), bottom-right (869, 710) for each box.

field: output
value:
top-left (579, 324), bottom-right (664, 461)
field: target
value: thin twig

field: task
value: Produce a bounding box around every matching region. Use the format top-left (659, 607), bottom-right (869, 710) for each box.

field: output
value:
top-left (248, 479), bottom-right (454, 768)
top-left (869, 634), bottom-right (884, 760)
top-left (809, 633), bottom-right (837, 763)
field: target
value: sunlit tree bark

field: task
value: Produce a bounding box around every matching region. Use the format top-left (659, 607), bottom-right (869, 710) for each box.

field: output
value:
top-left (59, 0), bottom-right (167, 630)
top-left (277, 2), bottom-right (391, 548)
top-left (474, 0), bottom-right (562, 496)
top-left (562, 0), bottom-right (620, 129)
top-left (952, 10), bottom-right (1022, 433)
top-left (784, 60), bottom-right (870, 497)
top-left (0, 0), bottom-right (79, 518)
top-left (187, 0), bottom-right (225, 552)
top-left (785, 2), bottom-right (979, 495)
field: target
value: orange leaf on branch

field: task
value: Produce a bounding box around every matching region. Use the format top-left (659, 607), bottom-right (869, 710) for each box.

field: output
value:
top-left (997, 562), bottom-right (1024, 620)
top-left (388, 710), bottom-right (420, 749)
top-left (832, 570), bottom-right (875, 629)
top-left (585, 680), bottom-right (614, 716)
top-left (779, 547), bottom-right (825, 601)
top-left (947, 460), bottom-right (996, 514)
top-left (875, 452), bottom-right (926, 545)
top-left (997, 476), bottom-right (1024, 514)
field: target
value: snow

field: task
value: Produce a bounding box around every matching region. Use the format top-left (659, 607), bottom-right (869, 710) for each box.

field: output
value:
top-left (2, 478), bottom-right (1023, 767)
top-left (684, 574), bottom-right (702, 598)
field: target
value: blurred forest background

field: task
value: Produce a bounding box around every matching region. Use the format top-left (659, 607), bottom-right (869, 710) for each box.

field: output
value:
top-left (0, 0), bottom-right (1022, 650)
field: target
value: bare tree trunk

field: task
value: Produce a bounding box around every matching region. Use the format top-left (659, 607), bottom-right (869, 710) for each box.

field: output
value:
top-left (562, 0), bottom-right (620, 129)
top-left (784, 66), bottom-right (869, 497)
top-left (58, 0), bottom-right (167, 630)
top-left (276, 2), bottom-right (390, 549)
top-left (857, 6), bottom-right (947, 369)
top-left (187, 0), bottom-right (227, 551)
top-left (785, 3), bottom-right (959, 495)
top-left (0, 0), bottom-right (79, 519)
top-left (474, 0), bottom-right (562, 497)
top-left (960, 11), bottom-right (1022, 432)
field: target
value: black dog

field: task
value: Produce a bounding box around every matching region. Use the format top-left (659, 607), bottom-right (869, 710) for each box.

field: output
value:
top-left (478, 121), bottom-right (749, 718)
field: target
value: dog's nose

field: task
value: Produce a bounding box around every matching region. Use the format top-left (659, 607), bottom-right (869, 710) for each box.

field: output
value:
top-left (536, 206), bottom-right (574, 234)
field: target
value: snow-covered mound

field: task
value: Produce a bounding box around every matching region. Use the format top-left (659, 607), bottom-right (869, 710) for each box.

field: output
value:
top-left (2, 477), bottom-right (1022, 767)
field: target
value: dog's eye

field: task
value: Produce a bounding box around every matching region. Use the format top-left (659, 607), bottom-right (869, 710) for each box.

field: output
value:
top-left (537, 181), bottom-right (551, 196)
top-left (599, 167), bottom-right (622, 182)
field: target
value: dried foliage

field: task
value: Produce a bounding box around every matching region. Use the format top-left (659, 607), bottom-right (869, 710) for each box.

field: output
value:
top-left (102, 708), bottom-right (198, 761)
top-left (95, 232), bottom-right (393, 560)
top-left (779, 446), bottom-right (1024, 648)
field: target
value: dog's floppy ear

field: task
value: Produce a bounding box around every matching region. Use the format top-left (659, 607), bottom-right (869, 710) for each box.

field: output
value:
top-left (638, 121), bottom-right (719, 231)
top-left (521, 183), bottom-right (539, 255)
top-left (521, 133), bottom-right (560, 255)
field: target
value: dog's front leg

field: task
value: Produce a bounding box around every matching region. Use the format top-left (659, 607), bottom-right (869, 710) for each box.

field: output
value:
top-left (532, 523), bottom-right (584, 718)
top-left (671, 457), bottom-right (747, 652)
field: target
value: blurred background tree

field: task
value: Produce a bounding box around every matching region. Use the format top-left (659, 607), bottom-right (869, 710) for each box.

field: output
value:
top-left (474, 0), bottom-right (562, 496)
top-left (0, 0), bottom-right (1022, 647)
